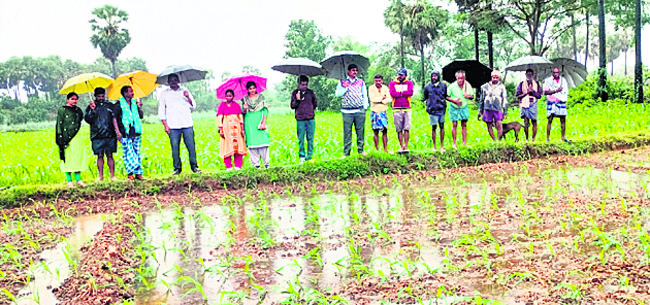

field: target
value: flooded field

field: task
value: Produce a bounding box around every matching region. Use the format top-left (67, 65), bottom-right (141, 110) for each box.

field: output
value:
top-left (2, 147), bottom-right (650, 304)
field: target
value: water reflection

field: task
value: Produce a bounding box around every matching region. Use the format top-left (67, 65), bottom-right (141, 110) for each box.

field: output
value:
top-left (33, 162), bottom-right (648, 304)
top-left (18, 214), bottom-right (105, 305)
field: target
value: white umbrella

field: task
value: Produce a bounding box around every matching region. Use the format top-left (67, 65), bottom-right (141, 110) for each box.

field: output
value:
top-left (505, 55), bottom-right (553, 72)
top-left (156, 65), bottom-right (207, 85)
top-left (320, 51), bottom-right (370, 79)
top-left (537, 58), bottom-right (588, 88)
top-left (271, 58), bottom-right (325, 76)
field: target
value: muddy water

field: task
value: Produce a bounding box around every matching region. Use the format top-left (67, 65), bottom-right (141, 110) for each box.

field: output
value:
top-left (130, 164), bottom-right (649, 304)
top-left (21, 162), bottom-right (648, 304)
top-left (17, 214), bottom-right (105, 305)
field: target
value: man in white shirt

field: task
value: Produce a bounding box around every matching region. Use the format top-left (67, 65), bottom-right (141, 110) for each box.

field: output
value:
top-left (543, 67), bottom-right (570, 143)
top-left (158, 73), bottom-right (201, 175)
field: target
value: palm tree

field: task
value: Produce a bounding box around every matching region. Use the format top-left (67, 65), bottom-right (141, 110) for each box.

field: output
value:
top-left (403, 0), bottom-right (448, 89)
top-left (384, 0), bottom-right (407, 68)
top-left (89, 5), bottom-right (131, 78)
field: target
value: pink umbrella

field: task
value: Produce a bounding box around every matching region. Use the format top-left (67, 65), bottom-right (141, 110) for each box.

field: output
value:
top-left (216, 75), bottom-right (267, 101)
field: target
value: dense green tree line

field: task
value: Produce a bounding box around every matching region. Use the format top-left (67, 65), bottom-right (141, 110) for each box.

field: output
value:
top-left (1, 0), bottom-right (647, 127)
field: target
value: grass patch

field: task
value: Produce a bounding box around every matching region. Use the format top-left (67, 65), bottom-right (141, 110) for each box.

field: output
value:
top-left (1, 131), bottom-right (648, 208)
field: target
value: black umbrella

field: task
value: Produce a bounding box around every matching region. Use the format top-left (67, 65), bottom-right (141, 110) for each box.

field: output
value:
top-left (271, 58), bottom-right (325, 76)
top-left (156, 65), bottom-right (207, 85)
top-left (442, 60), bottom-right (493, 88)
top-left (320, 51), bottom-right (370, 79)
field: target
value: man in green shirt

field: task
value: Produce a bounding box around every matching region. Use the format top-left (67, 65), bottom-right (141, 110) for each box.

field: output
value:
top-left (446, 70), bottom-right (474, 149)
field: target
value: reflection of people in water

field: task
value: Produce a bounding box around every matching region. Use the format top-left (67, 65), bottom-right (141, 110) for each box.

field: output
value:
top-left (229, 204), bottom-right (250, 258)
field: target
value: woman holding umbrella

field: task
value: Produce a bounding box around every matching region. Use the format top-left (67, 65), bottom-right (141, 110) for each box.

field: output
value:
top-left (56, 92), bottom-right (88, 187)
top-left (241, 81), bottom-right (270, 168)
top-left (217, 89), bottom-right (247, 170)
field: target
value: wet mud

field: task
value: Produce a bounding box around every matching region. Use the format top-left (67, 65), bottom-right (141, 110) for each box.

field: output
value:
top-left (2, 147), bottom-right (650, 304)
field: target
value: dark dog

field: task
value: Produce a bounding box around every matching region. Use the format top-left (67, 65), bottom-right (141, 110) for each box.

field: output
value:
top-left (500, 122), bottom-right (522, 142)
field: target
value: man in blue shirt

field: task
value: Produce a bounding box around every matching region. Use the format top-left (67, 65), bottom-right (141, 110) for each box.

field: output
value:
top-left (423, 71), bottom-right (447, 152)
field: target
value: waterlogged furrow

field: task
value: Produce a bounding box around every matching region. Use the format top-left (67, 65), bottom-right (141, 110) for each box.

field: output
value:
top-left (3, 149), bottom-right (650, 304)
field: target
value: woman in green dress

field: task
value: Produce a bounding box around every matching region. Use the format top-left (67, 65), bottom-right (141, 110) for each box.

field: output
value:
top-left (56, 92), bottom-right (88, 187)
top-left (241, 81), bottom-right (270, 168)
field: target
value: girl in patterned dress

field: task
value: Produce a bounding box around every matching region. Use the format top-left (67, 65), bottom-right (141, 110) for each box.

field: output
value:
top-left (217, 89), bottom-right (247, 170)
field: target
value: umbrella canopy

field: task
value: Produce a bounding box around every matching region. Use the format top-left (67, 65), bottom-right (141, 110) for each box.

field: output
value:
top-left (107, 70), bottom-right (158, 100)
top-left (156, 65), bottom-right (207, 85)
top-left (59, 72), bottom-right (113, 95)
top-left (216, 75), bottom-right (267, 101)
top-left (442, 60), bottom-right (493, 88)
top-left (505, 55), bottom-right (553, 72)
top-left (536, 58), bottom-right (588, 88)
top-left (320, 51), bottom-right (370, 79)
top-left (271, 58), bottom-right (325, 76)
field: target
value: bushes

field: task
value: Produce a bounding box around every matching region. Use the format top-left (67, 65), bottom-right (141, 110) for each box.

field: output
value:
top-left (0, 96), bottom-right (57, 125)
top-left (568, 72), bottom-right (650, 107)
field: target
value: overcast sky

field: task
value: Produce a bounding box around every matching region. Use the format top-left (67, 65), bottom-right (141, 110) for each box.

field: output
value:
top-left (1, 0), bottom-right (648, 86)
top-left (0, 0), bottom-right (398, 85)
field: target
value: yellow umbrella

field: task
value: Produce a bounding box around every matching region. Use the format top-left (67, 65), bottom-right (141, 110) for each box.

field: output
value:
top-left (107, 70), bottom-right (159, 100)
top-left (59, 72), bottom-right (113, 95)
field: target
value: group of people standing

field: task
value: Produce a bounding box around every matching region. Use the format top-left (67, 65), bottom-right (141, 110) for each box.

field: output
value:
top-left (316, 64), bottom-right (570, 156)
top-left (55, 66), bottom-right (571, 186)
top-left (56, 85), bottom-right (146, 187)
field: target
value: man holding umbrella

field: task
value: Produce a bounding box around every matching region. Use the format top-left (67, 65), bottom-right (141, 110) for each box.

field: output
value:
top-left (158, 73), bottom-right (201, 175)
top-left (115, 86), bottom-right (145, 181)
top-left (516, 68), bottom-right (543, 141)
top-left (291, 75), bottom-right (318, 163)
top-left (84, 87), bottom-right (118, 181)
top-left (335, 64), bottom-right (368, 157)
top-left (543, 67), bottom-right (570, 143)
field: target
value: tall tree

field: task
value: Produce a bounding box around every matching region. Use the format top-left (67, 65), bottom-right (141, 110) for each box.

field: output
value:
top-left (454, 0), bottom-right (507, 66)
top-left (403, 0), bottom-right (448, 89)
top-left (597, 0), bottom-right (608, 102)
top-left (634, 0), bottom-right (643, 103)
top-left (498, 0), bottom-right (587, 55)
top-left (282, 20), bottom-right (338, 110)
top-left (585, 8), bottom-right (591, 66)
top-left (89, 5), bottom-right (131, 78)
top-left (384, 0), bottom-right (407, 68)
top-left (571, 13), bottom-right (578, 60)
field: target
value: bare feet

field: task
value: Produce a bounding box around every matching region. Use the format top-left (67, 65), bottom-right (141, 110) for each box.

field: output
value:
top-left (361, 151), bottom-right (368, 156)
top-left (111, 176), bottom-right (118, 181)
top-left (76, 181), bottom-right (86, 187)
top-left (66, 182), bottom-right (74, 188)
top-left (440, 146), bottom-right (446, 152)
